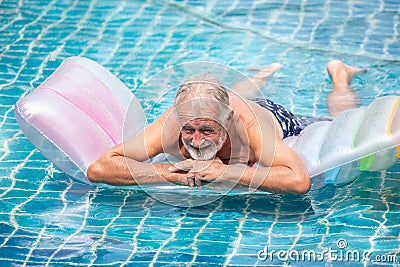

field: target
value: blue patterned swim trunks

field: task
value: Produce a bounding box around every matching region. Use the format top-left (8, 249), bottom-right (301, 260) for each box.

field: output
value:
top-left (251, 98), bottom-right (332, 139)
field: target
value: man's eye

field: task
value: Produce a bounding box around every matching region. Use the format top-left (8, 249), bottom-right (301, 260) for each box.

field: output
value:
top-left (201, 129), bottom-right (215, 136)
top-left (182, 127), bottom-right (194, 134)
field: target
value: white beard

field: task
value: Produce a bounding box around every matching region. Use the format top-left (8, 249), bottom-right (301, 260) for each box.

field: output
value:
top-left (182, 129), bottom-right (227, 160)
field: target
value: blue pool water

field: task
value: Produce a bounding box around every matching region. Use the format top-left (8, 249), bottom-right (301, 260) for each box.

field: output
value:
top-left (1, 0), bottom-right (400, 266)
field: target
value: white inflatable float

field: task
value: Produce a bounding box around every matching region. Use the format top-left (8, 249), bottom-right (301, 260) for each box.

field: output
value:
top-left (284, 96), bottom-right (400, 188)
top-left (15, 57), bottom-right (400, 190)
top-left (15, 56), bottom-right (146, 182)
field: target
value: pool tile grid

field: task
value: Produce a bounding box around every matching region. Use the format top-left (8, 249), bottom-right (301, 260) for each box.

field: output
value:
top-left (367, 171), bottom-right (391, 252)
top-left (383, 13), bottom-right (399, 59)
top-left (1, 0), bottom-right (400, 266)
top-left (87, 191), bottom-right (132, 267)
top-left (91, 0), bottom-right (155, 69)
top-left (0, 173), bottom-right (394, 266)
top-left (96, 0), bottom-right (203, 98)
top-left (221, 196), bottom-right (250, 267)
top-left (0, 147), bottom-right (37, 201)
top-left (161, 0), bottom-right (400, 61)
top-left (0, 186), bottom-right (399, 266)
top-left (119, 197), bottom-right (157, 267)
top-left (1, 0), bottom-right (81, 91)
top-left (20, 179), bottom-right (60, 267)
top-left (43, 187), bottom-right (95, 267)
top-left (2, 0), bottom-right (144, 90)
top-left (114, 2), bottom-right (189, 92)
top-left (3, 0), bottom-right (396, 97)
top-left (49, 0), bottom-right (112, 63)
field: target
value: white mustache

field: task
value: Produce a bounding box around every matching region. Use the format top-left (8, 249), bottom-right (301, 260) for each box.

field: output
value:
top-left (188, 139), bottom-right (212, 149)
top-left (182, 129), bottom-right (227, 161)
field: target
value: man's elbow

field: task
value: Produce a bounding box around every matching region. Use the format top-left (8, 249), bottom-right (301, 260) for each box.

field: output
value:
top-left (87, 160), bottom-right (104, 183)
top-left (292, 172), bottom-right (311, 194)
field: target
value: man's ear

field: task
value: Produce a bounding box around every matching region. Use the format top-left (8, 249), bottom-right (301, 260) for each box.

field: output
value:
top-left (227, 111), bottom-right (234, 121)
top-left (221, 110), bottom-right (234, 128)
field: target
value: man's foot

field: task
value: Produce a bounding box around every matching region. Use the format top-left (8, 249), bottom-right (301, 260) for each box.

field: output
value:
top-left (249, 62), bottom-right (283, 91)
top-left (326, 60), bottom-right (367, 117)
top-left (327, 60), bottom-right (367, 87)
top-left (252, 62), bottom-right (283, 80)
top-left (231, 63), bottom-right (283, 99)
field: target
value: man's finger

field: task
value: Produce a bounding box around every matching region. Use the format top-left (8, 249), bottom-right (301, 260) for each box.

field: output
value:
top-left (187, 175), bottom-right (196, 187)
top-left (172, 159), bottom-right (194, 171)
top-left (167, 165), bottom-right (180, 173)
top-left (195, 176), bottom-right (202, 187)
top-left (186, 171), bottom-right (202, 188)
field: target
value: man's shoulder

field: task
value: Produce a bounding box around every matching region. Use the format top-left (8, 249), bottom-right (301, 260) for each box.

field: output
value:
top-left (229, 95), bottom-right (266, 127)
top-left (230, 95), bottom-right (283, 141)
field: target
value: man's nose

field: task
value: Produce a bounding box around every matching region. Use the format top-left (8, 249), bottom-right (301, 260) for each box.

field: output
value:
top-left (191, 131), bottom-right (204, 148)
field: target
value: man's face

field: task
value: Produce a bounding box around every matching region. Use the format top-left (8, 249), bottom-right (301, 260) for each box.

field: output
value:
top-left (180, 118), bottom-right (227, 160)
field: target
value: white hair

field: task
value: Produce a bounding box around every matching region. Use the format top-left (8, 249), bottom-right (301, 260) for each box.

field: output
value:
top-left (174, 74), bottom-right (231, 123)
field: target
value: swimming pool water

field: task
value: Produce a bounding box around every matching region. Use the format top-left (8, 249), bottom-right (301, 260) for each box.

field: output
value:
top-left (0, 0), bottom-right (399, 266)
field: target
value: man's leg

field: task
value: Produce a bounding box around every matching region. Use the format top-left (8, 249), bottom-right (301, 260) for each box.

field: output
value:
top-left (230, 63), bottom-right (283, 99)
top-left (326, 60), bottom-right (367, 117)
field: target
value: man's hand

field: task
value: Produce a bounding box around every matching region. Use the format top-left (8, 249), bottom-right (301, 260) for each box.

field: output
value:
top-left (168, 158), bottom-right (228, 187)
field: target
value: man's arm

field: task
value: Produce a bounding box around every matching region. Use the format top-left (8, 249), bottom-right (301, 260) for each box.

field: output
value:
top-left (242, 101), bottom-right (311, 193)
top-left (168, 120), bottom-right (310, 193)
top-left (87, 143), bottom-right (187, 186)
top-left (229, 139), bottom-right (311, 193)
top-left (168, 140), bottom-right (310, 194)
top-left (87, 106), bottom-right (188, 186)
top-left (220, 100), bottom-right (310, 193)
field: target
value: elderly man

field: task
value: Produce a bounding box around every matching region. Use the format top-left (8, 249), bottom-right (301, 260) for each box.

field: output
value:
top-left (87, 61), bottom-right (365, 194)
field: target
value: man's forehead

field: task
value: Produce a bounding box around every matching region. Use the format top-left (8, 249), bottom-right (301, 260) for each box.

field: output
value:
top-left (183, 118), bottom-right (219, 126)
top-left (173, 97), bottom-right (232, 126)
top-left (176, 98), bottom-right (220, 111)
